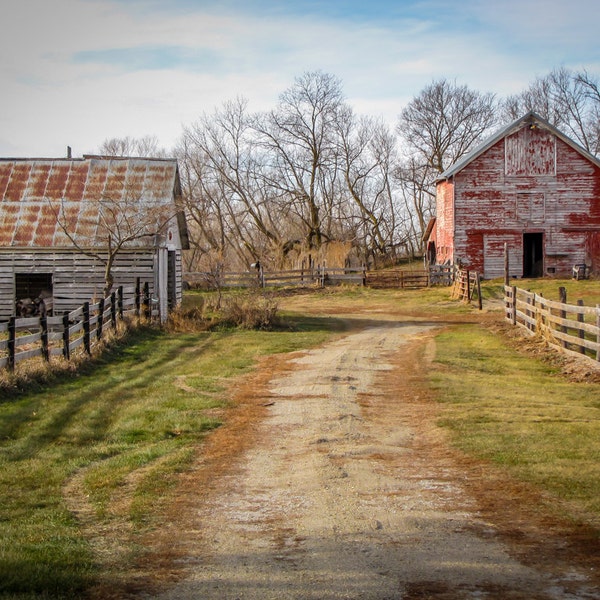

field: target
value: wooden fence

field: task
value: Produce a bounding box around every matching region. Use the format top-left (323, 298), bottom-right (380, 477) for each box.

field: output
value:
top-left (0, 281), bottom-right (154, 372)
top-left (451, 269), bottom-right (482, 309)
top-left (364, 269), bottom-right (430, 289)
top-left (186, 266), bottom-right (445, 290)
top-left (504, 285), bottom-right (600, 363)
top-left (186, 266), bottom-right (366, 289)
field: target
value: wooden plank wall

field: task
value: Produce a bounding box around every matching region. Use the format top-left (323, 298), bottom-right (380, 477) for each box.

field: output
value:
top-left (0, 250), bottom-right (157, 319)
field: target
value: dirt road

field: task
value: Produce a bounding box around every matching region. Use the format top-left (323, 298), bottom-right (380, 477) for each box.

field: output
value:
top-left (138, 314), bottom-right (598, 600)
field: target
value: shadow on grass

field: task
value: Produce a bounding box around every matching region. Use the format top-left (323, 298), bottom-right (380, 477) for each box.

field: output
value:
top-left (0, 326), bottom-right (227, 461)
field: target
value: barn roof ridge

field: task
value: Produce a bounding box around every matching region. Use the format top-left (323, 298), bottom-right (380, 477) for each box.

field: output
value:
top-left (0, 156), bottom-right (177, 163)
top-left (436, 110), bottom-right (600, 181)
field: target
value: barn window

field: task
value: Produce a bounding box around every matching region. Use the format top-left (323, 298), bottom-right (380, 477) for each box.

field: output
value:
top-left (15, 273), bottom-right (53, 304)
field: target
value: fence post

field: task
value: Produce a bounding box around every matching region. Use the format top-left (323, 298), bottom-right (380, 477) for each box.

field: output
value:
top-left (118, 286), bottom-right (124, 319)
top-left (40, 315), bottom-right (49, 362)
top-left (596, 305), bottom-right (600, 362)
top-left (577, 299), bottom-right (585, 355)
top-left (135, 278), bottom-right (141, 318)
top-left (504, 242), bottom-right (509, 286)
top-left (97, 298), bottom-right (105, 341)
top-left (512, 285), bottom-right (517, 325)
top-left (143, 282), bottom-right (151, 320)
top-left (111, 292), bottom-right (117, 330)
top-left (476, 273), bottom-right (482, 310)
top-left (559, 287), bottom-right (568, 348)
top-left (83, 302), bottom-right (91, 356)
top-left (466, 269), bottom-right (471, 302)
top-left (7, 316), bottom-right (16, 372)
top-left (62, 312), bottom-right (70, 361)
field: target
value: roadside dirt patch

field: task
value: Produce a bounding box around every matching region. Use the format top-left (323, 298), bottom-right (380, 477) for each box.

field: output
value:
top-left (117, 314), bottom-right (600, 600)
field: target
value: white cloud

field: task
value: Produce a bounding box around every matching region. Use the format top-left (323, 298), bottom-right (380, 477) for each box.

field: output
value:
top-left (0, 0), bottom-right (598, 157)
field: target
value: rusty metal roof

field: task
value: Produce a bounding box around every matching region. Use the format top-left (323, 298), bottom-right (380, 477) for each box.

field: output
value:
top-left (0, 156), bottom-right (189, 249)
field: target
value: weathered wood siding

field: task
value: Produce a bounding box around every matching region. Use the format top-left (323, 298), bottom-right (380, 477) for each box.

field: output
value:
top-left (0, 249), bottom-right (158, 320)
top-left (447, 126), bottom-right (600, 278)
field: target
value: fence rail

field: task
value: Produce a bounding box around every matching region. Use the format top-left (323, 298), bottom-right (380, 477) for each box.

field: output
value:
top-left (504, 285), bottom-right (600, 363)
top-left (364, 269), bottom-right (430, 289)
top-left (185, 266), bottom-right (367, 289)
top-left (185, 266), bottom-right (443, 290)
top-left (0, 281), bottom-right (155, 372)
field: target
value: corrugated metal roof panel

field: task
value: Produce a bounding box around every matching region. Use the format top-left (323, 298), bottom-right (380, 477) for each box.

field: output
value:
top-left (64, 162), bottom-right (88, 202)
top-left (0, 163), bottom-right (13, 198)
top-left (5, 163), bottom-right (30, 202)
top-left (45, 163), bottom-right (71, 201)
top-left (0, 202), bottom-right (19, 245)
top-left (0, 157), bottom-right (186, 249)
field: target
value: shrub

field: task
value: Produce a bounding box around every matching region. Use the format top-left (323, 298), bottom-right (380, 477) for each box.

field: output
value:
top-left (220, 293), bottom-right (280, 330)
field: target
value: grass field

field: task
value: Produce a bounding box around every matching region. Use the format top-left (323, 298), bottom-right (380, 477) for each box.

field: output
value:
top-left (0, 282), bottom-right (599, 597)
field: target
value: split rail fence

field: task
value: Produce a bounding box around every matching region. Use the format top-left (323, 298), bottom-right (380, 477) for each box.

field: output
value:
top-left (504, 285), bottom-right (600, 363)
top-left (0, 281), bottom-right (155, 372)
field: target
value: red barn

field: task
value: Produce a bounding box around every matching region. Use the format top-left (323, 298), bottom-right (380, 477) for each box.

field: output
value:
top-left (426, 111), bottom-right (600, 279)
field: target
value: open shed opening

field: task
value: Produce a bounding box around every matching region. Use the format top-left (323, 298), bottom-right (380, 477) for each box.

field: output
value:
top-left (15, 273), bottom-right (53, 305)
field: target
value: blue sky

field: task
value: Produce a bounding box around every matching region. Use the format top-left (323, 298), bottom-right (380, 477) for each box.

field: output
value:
top-left (1, 0), bottom-right (598, 157)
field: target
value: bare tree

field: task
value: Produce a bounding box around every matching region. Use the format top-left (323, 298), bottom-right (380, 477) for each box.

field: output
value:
top-left (503, 67), bottom-right (600, 155)
top-left (253, 71), bottom-right (346, 251)
top-left (337, 109), bottom-right (406, 265)
top-left (49, 187), bottom-right (175, 296)
top-left (179, 98), bottom-right (284, 270)
top-left (399, 79), bottom-right (498, 174)
top-left (96, 135), bottom-right (168, 158)
top-left (396, 79), bottom-right (498, 253)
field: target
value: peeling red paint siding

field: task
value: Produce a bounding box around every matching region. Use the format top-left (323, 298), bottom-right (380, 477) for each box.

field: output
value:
top-left (433, 114), bottom-right (600, 278)
top-left (435, 180), bottom-right (454, 263)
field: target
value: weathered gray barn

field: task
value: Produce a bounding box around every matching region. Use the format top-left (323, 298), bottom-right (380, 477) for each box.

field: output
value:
top-left (426, 112), bottom-right (600, 279)
top-left (0, 156), bottom-right (189, 320)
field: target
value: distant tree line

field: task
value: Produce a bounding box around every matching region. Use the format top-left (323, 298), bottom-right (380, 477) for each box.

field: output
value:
top-left (97, 67), bottom-right (600, 272)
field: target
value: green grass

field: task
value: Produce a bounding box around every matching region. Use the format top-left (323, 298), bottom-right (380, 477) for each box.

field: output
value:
top-left (2, 283), bottom-right (600, 597)
top-left (0, 315), bottom-right (334, 598)
top-left (484, 276), bottom-right (600, 305)
top-left (430, 323), bottom-right (600, 524)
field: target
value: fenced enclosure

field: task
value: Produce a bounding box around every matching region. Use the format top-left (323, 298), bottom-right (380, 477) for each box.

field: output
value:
top-left (185, 266), bottom-right (366, 289)
top-left (504, 285), bottom-right (600, 363)
top-left (185, 265), bottom-right (448, 291)
top-left (0, 282), bottom-right (155, 372)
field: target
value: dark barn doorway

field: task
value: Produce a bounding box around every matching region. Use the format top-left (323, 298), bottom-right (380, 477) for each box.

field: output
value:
top-left (15, 273), bottom-right (54, 315)
top-left (523, 233), bottom-right (544, 277)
